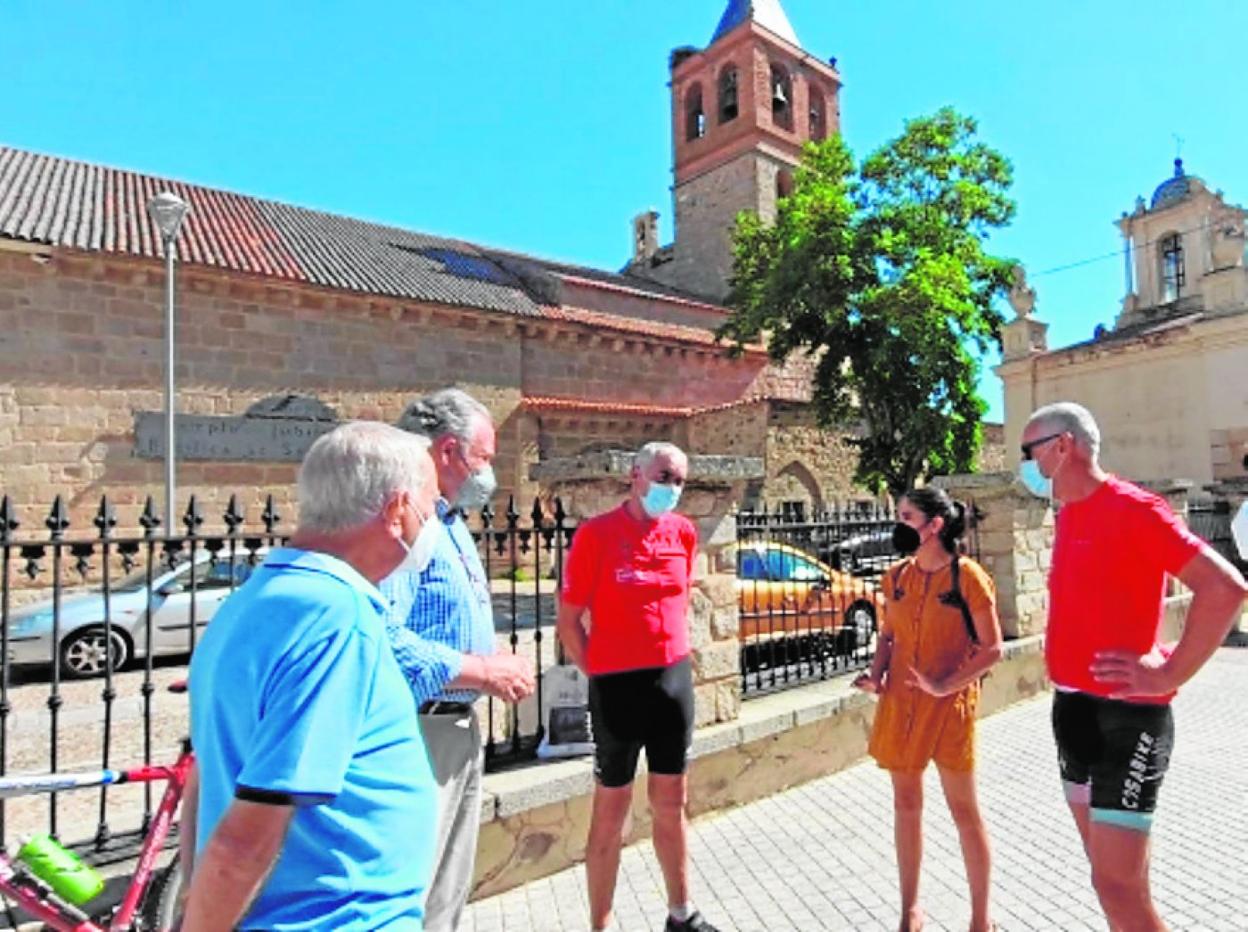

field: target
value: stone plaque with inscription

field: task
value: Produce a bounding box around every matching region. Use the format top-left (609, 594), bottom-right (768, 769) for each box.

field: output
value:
top-left (134, 394), bottom-right (339, 462)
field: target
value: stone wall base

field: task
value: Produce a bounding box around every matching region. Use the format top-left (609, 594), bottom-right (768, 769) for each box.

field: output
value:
top-left (471, 636), bottom-right (1050, 900)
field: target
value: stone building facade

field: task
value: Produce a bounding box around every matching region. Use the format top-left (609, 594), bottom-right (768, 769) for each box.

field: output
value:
top-left (998, 160), bottom-right (1248, 487)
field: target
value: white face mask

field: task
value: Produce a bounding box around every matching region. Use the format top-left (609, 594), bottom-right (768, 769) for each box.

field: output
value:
top-left (398, 505), bottom-right (441, 575)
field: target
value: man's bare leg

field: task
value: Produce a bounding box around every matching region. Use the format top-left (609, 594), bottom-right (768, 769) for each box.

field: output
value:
top-left (1087, 820), bottom-right (1166, 932)
top-left (586, 783), bottom-right (634, 931)
top-left (649, 772), bottom-right (689, 913)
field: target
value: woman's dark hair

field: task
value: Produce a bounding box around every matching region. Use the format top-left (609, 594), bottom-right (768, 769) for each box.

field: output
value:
top-left (902, 487), bottom-right (970, 554)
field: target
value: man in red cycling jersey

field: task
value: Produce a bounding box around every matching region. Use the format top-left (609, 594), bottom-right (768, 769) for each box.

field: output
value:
top-left (1020, 402), bottom-right (1247, 932)
top-left (556, 441), bottom-right (718, 932)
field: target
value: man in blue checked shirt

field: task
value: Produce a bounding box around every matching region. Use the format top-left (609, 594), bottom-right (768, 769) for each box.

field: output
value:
top-left (383, 388), bottom-right (535, 932)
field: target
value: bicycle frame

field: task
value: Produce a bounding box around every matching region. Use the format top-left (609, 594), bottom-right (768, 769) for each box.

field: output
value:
top-left (0, 739), bottom-right (193, 932)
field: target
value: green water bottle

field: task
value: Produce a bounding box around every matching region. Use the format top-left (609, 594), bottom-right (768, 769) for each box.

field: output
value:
top-left (15, 833), bottom-right (105, 906)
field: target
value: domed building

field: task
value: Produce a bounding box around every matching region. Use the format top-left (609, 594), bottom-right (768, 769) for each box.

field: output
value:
top-left (997, 160), bottom-right (1248, 487)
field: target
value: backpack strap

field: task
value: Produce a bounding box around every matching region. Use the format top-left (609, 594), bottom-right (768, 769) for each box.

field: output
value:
top-left (948, 556), bottom-right (979, 645)
top-left (889, 557), bottom-right (911, 599)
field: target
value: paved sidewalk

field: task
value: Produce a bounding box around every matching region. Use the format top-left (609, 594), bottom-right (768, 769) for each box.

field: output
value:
top-left (464, 649), bottom-right (1248, 931)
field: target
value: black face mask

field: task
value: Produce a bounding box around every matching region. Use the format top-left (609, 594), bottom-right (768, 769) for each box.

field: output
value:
top-left (892, 522), bottom-right (921, 555)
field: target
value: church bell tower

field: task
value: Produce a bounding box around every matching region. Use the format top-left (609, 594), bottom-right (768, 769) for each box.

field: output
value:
top-left (627, 0), bottom-right (842, 301)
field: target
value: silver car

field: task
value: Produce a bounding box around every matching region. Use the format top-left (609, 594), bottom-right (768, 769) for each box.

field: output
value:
top-left (5, 549), bottom-right (263, 678)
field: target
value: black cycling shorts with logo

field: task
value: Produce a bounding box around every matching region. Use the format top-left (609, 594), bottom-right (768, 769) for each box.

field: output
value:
top-left (1051, 689), bottom-right (1175, 831)
top-left (588, 657), bottom-right (694, 788)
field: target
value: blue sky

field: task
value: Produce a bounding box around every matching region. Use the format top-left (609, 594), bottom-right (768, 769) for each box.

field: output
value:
top-left (2, 1), bottom-right (1244, 421)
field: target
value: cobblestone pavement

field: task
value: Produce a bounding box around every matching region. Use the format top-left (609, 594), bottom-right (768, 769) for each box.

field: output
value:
top-left (464, 648), bottom-right (1248, 932)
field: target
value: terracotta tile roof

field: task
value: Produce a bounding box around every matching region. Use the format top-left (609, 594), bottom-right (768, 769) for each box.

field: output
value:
top-left (0, 144), bottom-right (736, 323)
top-left (544, 303), bottom-right (765, 352)
top-left (523, 397), bottom-right (694, 417)
top-left (523, 395), bottom-right (770, 417)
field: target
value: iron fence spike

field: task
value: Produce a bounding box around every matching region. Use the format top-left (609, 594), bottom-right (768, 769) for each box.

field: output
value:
top-left (0, 495), bottom-right (18, 541)
top-left (224, 494), bottom-right (244, 530)
top-left (139, 496), bottom-right (161, 534)
top-left (46, 495), bottom-right (69, 536)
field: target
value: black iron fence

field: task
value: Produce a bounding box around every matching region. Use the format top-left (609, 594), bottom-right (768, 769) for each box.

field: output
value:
top-left (0, 487), bottom-right (1002, 842)
top-left (1189, 498), bottom-right (1246, 573)
top-left (464, 498), bottom-right (576, 769)
top-left (0, 493), bottom-right (286, 861)
top-left (735, 501), bottom-right (981, 697)
top-left (735, 503), bottom-right (896, 696)
top-left (0, 492), bottom-right (574, 855)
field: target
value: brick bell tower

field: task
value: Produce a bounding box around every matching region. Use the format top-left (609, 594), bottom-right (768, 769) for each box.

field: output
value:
top-left (626, 0), bottom-right (842, 301)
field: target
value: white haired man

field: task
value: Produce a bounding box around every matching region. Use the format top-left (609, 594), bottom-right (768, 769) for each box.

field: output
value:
top-left (383, 387), bottom-right (535, 931)
top-left (1020, 402), bottom-right (1247, 931)
top-left (557, 442), bottom-right (719, 932)
top-left (182, 421), bottom-right (441, 931)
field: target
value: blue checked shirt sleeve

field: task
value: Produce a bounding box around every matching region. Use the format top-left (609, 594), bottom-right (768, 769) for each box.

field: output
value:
top-left (379, 568), bottom-right (465, 708)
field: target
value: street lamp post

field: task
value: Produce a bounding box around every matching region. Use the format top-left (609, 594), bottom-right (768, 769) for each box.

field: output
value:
top-left (147, 192), bottom-right (190, 532)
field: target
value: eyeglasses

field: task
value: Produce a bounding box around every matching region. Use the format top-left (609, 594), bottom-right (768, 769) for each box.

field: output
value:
top-left (1020, 432), bottom-right (1063, 461)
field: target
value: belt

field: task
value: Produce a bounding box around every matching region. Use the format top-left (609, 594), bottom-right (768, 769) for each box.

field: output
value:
top-left (419, 700), bottom-right (474, 715)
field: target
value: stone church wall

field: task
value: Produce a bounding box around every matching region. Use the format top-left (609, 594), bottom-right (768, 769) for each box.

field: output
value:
top-left (0, 248), bottom-right (770, 531)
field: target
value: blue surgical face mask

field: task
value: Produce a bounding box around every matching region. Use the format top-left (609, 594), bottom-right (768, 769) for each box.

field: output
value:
top-left (641, 482), bottom-right (682, 518)
top-left (1018, 459), bottom-right (1052, 499)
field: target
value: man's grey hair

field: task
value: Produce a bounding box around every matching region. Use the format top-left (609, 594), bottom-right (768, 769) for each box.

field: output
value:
top-left (398, 388), bottom-right (491, 443)
top-left (298, 421), bottom-right (432, 533)
top-left (1026, 402), bottom-right (1101, 459)
top-left (634, 441), bottom-right (687, 472)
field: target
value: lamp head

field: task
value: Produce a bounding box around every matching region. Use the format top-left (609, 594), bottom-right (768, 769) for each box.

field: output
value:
top-left (147, 191), bottom-right (190, 242)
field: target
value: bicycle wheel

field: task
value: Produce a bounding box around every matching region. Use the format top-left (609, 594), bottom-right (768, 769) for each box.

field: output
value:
top-left (140, 854), bottom-right (183, 931)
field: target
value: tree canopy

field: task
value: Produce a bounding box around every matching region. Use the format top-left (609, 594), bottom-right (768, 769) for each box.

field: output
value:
top-left (720, 108), bottom-right (1017, 498)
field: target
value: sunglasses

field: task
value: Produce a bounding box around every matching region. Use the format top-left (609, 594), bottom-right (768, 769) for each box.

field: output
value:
top-left (1020, 432), bottom-right (1063, 461)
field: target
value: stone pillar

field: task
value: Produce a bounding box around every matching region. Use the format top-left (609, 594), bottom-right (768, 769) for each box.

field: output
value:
top-left (932, 472), bottom-right (1054, 638)
top-left (530, 450), bottom-right (764, 726)
top-left (1206, 478), bottom-right (1248, 513)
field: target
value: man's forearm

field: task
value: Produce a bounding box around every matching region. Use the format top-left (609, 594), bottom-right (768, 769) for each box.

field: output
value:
top-left (556, 605), bottom-right (589, 672)
top-left (1163, 551), bottom-right (1248, 690)
top-left (448, 653), bottom-right (488, 690)
top-left (1164, 583), bottom-right (1247, 687)
top-left (180, 800), bottom-right (292, 932)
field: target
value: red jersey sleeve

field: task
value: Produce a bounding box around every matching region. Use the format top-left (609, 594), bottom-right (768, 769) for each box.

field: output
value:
top-left (561, 518), bottom-right (600, 608)
top-left (1137, 495), bottom-right (1204, 576)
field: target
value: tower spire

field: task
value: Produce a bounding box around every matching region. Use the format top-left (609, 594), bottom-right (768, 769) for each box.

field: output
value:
top-left (711, 0), bottom-right (799, 46)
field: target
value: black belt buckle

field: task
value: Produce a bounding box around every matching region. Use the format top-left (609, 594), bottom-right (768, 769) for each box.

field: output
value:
top-left (420, 700), bottom-right (472, 715)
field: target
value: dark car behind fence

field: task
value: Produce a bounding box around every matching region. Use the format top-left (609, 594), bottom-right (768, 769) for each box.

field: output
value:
top-left (0, 492), bottom-right (573, 861)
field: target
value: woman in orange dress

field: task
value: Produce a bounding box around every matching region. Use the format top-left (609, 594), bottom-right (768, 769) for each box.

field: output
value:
top-left (853, 487), bottom-right (1004, 932)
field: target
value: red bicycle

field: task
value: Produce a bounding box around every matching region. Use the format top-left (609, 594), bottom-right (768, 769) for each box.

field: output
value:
top-left (0, 684), bottom-right (192, 931)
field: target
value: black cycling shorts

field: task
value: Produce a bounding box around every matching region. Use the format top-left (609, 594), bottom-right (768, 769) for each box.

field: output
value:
top-left (588, 657), bottom-right (695, 788)
top-left (1051, 690), bottom-right (1175, 831)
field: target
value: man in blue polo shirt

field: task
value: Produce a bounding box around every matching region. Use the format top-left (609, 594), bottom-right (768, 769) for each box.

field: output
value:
top-left (182, 421), bottom-right (442, 931)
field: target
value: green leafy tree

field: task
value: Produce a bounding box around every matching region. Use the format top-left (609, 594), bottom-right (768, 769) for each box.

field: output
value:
top-left (721, 108), bottom-right (1016, 498)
